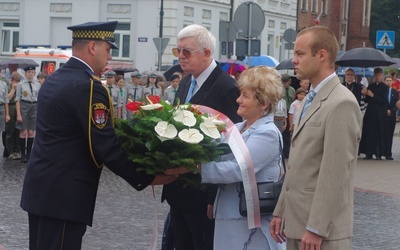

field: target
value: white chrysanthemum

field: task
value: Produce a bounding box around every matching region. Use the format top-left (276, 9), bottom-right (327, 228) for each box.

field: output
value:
top-left (200, 120), bottom-right (221, 139)
top-left (141, 103), bottom-right (163, 110)
top-left (173, 109), bottom-right (197, 127)
top-left (155, 121), bottom-right (177, 139)
top-left (178, 128), bottom-right (204, 144)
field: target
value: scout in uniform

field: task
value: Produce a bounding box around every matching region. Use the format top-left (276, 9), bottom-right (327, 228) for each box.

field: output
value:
top-left (0, 76), bottom-right (10, 153)
top-left (104, 70), bottom-right (122, 118)
top-left (20, 21), bottom-right (176, 249)
top-left (115, 75), bottom-right (128, 120)
top-left (37, 71), bottom-right (48, 85)
top-left (163, 74), bottom-right (180, 104)
top-left (5, 72), bottom-right (21, 160)
top-left (143, 73), bottom-right (162, 98)
top-left (126, 71), bottom-right (143, 120)
top-left (15, 66), bottom-right (41, 163)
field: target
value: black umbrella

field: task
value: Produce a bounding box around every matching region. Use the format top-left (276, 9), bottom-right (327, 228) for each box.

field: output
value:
top-left (0, 58), bottom-right (39, 69)
top-left (276, 58), bottom-right (294, 70)
top-left (335, 47), bottom-right (396, 68)
top-left (386, 58), bottom-right (400, 69)
top-left (163, 64), bottom-right (182, 81)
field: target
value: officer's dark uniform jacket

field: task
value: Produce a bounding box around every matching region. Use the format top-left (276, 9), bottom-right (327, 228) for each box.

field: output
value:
top-left (20, 57), bottom-right (154, 226)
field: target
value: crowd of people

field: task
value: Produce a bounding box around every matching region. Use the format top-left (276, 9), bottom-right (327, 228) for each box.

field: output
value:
top-left (0, 20), bottom-right (398, 250)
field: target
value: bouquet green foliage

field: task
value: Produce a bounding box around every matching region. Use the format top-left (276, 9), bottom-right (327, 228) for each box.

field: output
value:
top-left (115, 96), bottom-right (230, 187)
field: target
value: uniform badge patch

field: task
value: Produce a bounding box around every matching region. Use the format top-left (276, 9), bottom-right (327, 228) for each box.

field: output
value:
top-left (91, 103), bottom-right (109, 129)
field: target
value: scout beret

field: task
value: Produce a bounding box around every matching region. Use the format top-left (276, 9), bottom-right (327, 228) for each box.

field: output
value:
top-left (37, 71), bottom-right (48, 78)
top-left (149, 73), bottom-right (157, 78)
top-left (67, 21), bottom-right (119, 49)
top-left (131, 71), bottom-right (142, 78)
top-left (169, 74), bottom-right (180, 81)
top-left (281, 73), bottom-right (291, 82)
top-left (24, 66), bottom-right (36, 71)
top-left (105, 70), bottom-right (116, 77)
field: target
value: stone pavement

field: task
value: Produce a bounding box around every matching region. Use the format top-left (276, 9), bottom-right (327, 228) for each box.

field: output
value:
top-left (0, 124), bottom-right (399, 249)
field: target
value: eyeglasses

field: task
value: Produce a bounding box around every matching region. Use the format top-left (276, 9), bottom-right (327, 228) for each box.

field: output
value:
top-left (172, 47), bottom-right (203, 58)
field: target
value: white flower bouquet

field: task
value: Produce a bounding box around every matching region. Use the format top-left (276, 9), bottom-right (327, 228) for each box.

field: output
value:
top-left (115, 96), bottom-right (229, 186)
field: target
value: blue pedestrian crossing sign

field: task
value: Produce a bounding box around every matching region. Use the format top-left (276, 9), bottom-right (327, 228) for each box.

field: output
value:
top-left (376, 30), bottom-right (395, 49)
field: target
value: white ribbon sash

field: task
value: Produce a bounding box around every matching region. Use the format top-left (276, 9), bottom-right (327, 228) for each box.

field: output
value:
top-left (197, 105), bottom-right (261, 229)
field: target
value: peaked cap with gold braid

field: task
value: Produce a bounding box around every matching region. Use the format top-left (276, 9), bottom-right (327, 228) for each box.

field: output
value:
top-left (67, 21), bottom-right (119, 49)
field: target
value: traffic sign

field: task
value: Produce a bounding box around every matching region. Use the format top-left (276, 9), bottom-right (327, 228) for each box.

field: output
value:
top-left (153, 37), bottom-right (170, 54)
top-left (233, 2), bottom-right (265, 38)
top-left (376, 30), bottom-right (395, 49)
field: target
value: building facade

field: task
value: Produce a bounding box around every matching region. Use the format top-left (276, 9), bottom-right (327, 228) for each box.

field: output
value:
top-left (297, 0), bottom-right (372, 52)
top-left (0, 0), bottom-right (298, 72)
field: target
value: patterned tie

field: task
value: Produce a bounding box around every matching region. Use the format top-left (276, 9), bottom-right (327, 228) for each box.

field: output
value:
top-left (185, 78), bottom-right (197, 103)
top-left (300, 90), bottom-right (316, 120)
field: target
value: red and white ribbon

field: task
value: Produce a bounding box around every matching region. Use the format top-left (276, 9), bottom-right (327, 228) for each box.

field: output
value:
top-left (197, 105), bottom-right (261, 229)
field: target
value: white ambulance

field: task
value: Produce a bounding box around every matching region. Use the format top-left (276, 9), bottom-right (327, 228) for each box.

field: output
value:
top-left (14, 46), bottom-right (72, 75)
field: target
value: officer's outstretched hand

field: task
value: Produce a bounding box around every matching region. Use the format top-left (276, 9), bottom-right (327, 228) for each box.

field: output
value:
top-left (151, 174), bottom-right (178, 185)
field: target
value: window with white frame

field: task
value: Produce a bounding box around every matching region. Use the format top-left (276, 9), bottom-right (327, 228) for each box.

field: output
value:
top-left (1, 21), bottom-right (19, 54)
top-left (301, 0), bottom-right (307, 11)
top-left (364, 0), bottom-right (371, 25)
top-left (322, 0), bottom-right (328, 14)
top-left (111, 22), bottom-right (130, 59)
top-left (312, 0), bottom-right (318, 13)
top-left (267, 34), bottom-right (274, 56)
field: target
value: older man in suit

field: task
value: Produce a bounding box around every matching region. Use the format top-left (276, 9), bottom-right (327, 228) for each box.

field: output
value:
top-left (162, 24), bottom-right (241, 250)
top-left (270, 26), bottom-right (362, 249)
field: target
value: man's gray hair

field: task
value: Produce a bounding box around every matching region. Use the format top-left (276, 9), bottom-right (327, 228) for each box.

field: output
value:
top-left (178, 24), bottom-right (216, 53)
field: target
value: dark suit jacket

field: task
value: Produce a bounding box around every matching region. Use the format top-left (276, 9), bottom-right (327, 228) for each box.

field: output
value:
top-left (387, 87), bottom-right (399, 120)
top-left (20, 57), bottom-right (154, 226)
top-left (342, 81), bottom-right (362, 107)
top-left (162, 63), bottom-right (241, 209)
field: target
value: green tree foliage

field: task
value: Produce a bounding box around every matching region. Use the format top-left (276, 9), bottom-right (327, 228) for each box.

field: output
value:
top-left (370, 0), bottom-right (400, 57)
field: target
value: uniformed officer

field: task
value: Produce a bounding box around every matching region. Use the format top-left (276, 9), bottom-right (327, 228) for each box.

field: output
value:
top-left (15, 65), bottom-right (41, 163)
top-left (104, 70), bottom-right (122, 118)
top-left (20, 21), bottom-right (176, 250)
top-left (5, 72), bottom-right (21, 160)
top-left (143, 73), bottom-right (162, 98)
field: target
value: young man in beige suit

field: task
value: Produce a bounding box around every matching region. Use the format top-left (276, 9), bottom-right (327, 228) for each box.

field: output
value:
top-left (270, 26), bottom-right (362, 249)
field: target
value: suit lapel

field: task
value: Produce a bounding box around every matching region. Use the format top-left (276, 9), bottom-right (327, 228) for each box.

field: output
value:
top-left (190, 64), bottom-right (223, 104)
top-left (292, 76), bottom-right (341, 140)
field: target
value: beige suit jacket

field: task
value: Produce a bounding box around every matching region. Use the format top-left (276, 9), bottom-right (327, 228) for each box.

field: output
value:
top-left (273, 75), bottom-right (362, 240)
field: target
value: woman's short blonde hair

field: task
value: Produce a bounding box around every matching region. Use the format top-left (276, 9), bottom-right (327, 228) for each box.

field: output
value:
top-left (237, 66), bottom-right (283, 115)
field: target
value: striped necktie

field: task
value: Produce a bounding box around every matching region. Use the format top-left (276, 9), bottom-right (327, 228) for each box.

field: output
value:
top-left (300, 90), bottom-right (316, 120)
top-left (185, 78), bottom-right (197, 103)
